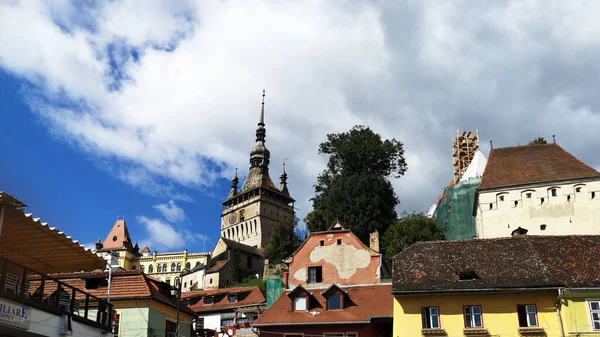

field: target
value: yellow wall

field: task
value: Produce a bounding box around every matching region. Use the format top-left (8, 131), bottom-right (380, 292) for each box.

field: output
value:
top-left (562, 290), bottom-right (600, 336)
top-left (394, 291), bottom-right (563, 337)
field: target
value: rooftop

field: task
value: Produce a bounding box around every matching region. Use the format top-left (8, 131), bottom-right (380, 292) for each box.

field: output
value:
top-left (253, 283), bottom-right (392, 326)
top-left (392, 235), bottom-right (600, 293)
top-left (182, 286), bottom-right (265, 313)
top-left (478, 143), bottom-right (600, 190)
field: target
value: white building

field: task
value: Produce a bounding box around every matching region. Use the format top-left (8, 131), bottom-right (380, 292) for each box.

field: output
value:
top-left (474, 143), bottom-right (600, 238)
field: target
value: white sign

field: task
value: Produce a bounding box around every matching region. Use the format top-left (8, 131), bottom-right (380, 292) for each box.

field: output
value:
top-left (0, 298), bottom-right (30, 330)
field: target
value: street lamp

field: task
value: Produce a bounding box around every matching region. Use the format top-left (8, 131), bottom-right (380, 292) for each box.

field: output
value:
top-left (174, 276), bottom-right (182, 336)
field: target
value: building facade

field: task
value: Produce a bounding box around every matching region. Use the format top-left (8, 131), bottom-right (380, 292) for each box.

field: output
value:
top-left (474, 143), bottom-right (600, 238)
top-left (392, 235), bottom-right (600, 337)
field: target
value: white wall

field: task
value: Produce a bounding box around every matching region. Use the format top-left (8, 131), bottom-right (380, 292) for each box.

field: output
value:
top-left (13, 303), bottom-right (109, 337)
top-left (476, 178), bottom-right (600, 238)
top-left (202, 313), bottom-right (221, 331)
top-left (182, 269), bottom-right (205, 291)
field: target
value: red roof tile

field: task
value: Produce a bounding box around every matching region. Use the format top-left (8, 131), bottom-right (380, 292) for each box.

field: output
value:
top-left (99, 219), bottom-right (135, 252)
top-left (478, 144), bottom-right (600, 190)
top-left (182, 286), bottom-right (266, 313)
top-left (253, 284), bottom-right (392, 326)
top-left (392, 235), bottom-right (600, 293)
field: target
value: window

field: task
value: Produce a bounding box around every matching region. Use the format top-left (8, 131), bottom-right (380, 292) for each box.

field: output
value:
top-left (576, 187), bottom-right (582, 193)
top-left (346, 334), bottom-right (358, 337)
top-left (165, 320), bottom-right (176, 337)
top-left (540, 198), bottom-right (545, 205)
top-left (112, 313), bottom-right (120, 337)
top-left (320, 240), bottom-right (324, 246)
top-left (327, 295), bottom-right (342, 310)
top-left (149, 265), bottom-right (153, 273)
top-left (204, 296), bottom-right (214, 305)
top-left (489, 203), bottom-right (493, 210)
top-left (157, 264), bottom-right (162, 273)
top-left (176, 262), bottom-right (181, 272)
top-left (162, 263), bottom-right (167, 272)
top-left (228, 295), bottom-right (237, 303)
top-left (184, 282), bottom-right (187, 289)
top-left (337, 239), bottom-right (342, 245)
top-left (240, 210), bottom-right (245, 221)
top-left (464, 305), bottom-right (483, 328)
top-left (514, 200), bottom-right (519, 207)
top-left (186, 262), bottom-right (191, 269)
top-left (551, 188), bottom-right (557, 197)
top-left (196, 261), bottom-right (201, 267)
top-left (132, 265), bottom-right (137, 270)
top-left (421, 307), bottom-right (440, 329)
top-left (567, 195), bottom-right (571, 202)
top-left (540, 224), bottom-right (547, 230)
top-left (221, 318), bottom-right (235, 327)
top-left (323, 334), bottom-right (344, 337)
top-left (165, 278), bottom-right (171, 285)
top-left (171, 263), bottom-right (176, 272)
top-left (526, 193), bottom-right (532, 198)
top-left (593, 192), bottom-right (596, 200)
top-left (140, 265), bottom-right (145, 273)
top-left (517, 305), bottom-right (538, 327)
top-left (589, 301), bottom-right (600, 331)
top-left (499, 195), bottom-right (505, 202)
top-left (294, 297), bottom-right (307, 311)
top-left (308, 266), bottom-right (323, 283)
top-left (247, 255), bottom-right (252, 268)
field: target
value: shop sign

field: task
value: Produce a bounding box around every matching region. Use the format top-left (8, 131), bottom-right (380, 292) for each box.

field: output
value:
top-left (0, 298), bottom-right (30, 330)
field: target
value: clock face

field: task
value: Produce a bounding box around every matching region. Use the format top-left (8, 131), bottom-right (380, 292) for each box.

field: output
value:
top-left (228, 212), bottom-right (237, 224)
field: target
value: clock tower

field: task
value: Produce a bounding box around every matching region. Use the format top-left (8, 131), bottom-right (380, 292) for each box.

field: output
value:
top-left (220, 90), bottom-right (295, 248)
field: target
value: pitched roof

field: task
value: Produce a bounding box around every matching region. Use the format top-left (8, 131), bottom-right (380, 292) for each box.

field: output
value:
top-left (34, 270), bottom-right (194, 315)
top-left (140, 245), bottom-right (151, 254)
top-left (220, 237), bottom-right (263, 257)
top-left (205, 260), bottom-right (229, 274)
top-left (182, 286), bottom-right (266, 313)
top-left (99, 219), bottom-right (135, 252)
top-left (478, 144), bottom-right (600, 190)
top-left (392, 235), bottom-right (600, 294)
top-left (253, 284), bottom-right (392, 326)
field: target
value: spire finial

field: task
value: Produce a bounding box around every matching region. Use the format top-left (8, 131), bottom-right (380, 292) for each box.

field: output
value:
top-left (259, 89), bottom-right (265, 126)
top-left (490, 140), bottom-right (493, 150)
top-left (552, 134), bottom-right (556, 144)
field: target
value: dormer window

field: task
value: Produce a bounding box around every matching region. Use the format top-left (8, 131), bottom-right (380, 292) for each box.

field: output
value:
top-left (228, 294), bottom-right (237, 303)
top-left (294, 296), bottom-right (307, 311)
top-left (457, 270), bottom-right (478, 281)
top-left (327, 294), bottom-right (343, 310)
top-left (204, 296), bottom-right (214, 305)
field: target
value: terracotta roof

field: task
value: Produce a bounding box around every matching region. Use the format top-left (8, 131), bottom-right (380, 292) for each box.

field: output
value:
top-left (205, 260), bottom-right (229, 274)
top-left (140, 245), bottom-right (150, 254)
top-left (220, 237), bottom-right (263, 257)
top-left (182, 286), bottom-right (266, 313)
top-left (32, 270), bottom-right (194, 315)
top-left (478, 144), bottom-right (600, 190)
top-left (392, 235), bottom-right (600, 294)
top-left (253, 284), bottom-right (392, 326)
top-left (99, 219), bottom-right (135, 252)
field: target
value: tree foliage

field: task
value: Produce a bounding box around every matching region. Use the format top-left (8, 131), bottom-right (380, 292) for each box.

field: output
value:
top-left (528, 137), bottom-right (547, 145)
top-left (305, 125), bottom-right (408, 244)
top-left (381, 212), bottom-right (446, 267)
top-left (229, 248), bottom-right (242, 284)
top-left (263, 216), bottom-right (302, 264)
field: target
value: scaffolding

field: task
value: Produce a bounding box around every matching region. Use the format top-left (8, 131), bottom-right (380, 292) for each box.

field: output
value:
top-left (453, 130), bottom-right (479, 181)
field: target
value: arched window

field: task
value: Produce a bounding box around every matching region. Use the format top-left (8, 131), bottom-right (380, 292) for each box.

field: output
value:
top-left (140, 265), bottom-right (145, 273)
top-left (132, 265), bottom-right (137, 270)
top-left (157, 264), bottom-right (162, 273)
top-left (163, 263), bottom-right (167, 272)
top-left (177, 262), bottom-right (182, 272)
top-left (171, 263), bottom-right (176, 272)
top-left (149, 265), bottom-right (153, 273)
top-left (186, 262), bottom-right (191, 270)
top-left (196, 261), bottom-right (201, 267)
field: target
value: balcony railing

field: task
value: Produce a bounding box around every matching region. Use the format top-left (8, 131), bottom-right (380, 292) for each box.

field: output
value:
top-left (0, 256), bottom-right (113, 332)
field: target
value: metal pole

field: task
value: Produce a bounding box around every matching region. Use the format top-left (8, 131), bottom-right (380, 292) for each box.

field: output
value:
top-left (175, 276), bottom-right (181, 336)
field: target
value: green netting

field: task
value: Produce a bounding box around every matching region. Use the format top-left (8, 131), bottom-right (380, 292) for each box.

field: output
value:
top-left (266, 275), bottom-right (283, 308)
top-left (433, 177), bottom-right (481, 240)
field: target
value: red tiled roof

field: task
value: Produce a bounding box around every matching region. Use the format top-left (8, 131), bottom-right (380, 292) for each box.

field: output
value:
top-left (478, 144), bottom-right (600, 190)
top-left (253, 284), bottom-right (392, 326)
top-left (182, 286), bottom-right (265, 313)
top-left (140, 245), bottom-right (150, 253)
top-left (99, 219), bottom-right (135, 252)
top-left (206, 260), bottom-right (229, 274)
top-left (33, 270), bottom-right (194, 315)
top-left (392, 235), bottom-right (600, 293)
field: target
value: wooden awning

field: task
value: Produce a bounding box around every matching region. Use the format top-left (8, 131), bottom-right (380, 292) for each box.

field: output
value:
top-left (0, 192), bottom-right (106, 274)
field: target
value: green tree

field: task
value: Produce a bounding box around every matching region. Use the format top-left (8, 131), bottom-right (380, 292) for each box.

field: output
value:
top-left (528, 137), bottom-right (547, 145)
top-left (305, 125), bottom-right (408, 244)
top-left (229, 248), bottom-right (242, 284)
top-left (381, 212), bottom-right (446, 267)
top-left (263, 216), bottom-right (302, 264)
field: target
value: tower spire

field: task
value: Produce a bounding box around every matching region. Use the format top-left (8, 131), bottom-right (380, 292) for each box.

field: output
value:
top-left (280, 159), bottom-right (291, 196)
top-left (250, 89), bottom-right (270, 170)
top-left (259, 89), bottom-right (265, 126)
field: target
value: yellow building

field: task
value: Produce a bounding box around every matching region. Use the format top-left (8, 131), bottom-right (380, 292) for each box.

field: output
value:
top-left (392, 235), bottom-right (600, 337)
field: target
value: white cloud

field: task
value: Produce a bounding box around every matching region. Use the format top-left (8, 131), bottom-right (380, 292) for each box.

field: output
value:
top-left (2, 0), bottom-right (600, 222)
top-left (154, 200), bottom-right (186, 223)
top-left (137, 215), bottom-right (185, 251)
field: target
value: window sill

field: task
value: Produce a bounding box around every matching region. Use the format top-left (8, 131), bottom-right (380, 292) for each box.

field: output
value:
top-left (422, 328), bottom-right (447, 335)
top-left (464, 328), bottom-right (489, 336)
top-left (519, 327), bottom-right (544, 335)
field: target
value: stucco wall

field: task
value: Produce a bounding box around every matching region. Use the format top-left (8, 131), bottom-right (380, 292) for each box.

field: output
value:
top-left (114, 307), bottom-right (150, 336)
top-left (288, 231), bottom-right (381, 289)
top-left (562, 290), bottom-right (600, 335)
top-left (476, 179), bottom-right (600, 238)
top-left (393, 291), bottom-right (561, 337)
top-left (148, 306), bottom-right (192, 337)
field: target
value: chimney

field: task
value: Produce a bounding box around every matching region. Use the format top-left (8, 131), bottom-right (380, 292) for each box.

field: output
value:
top-left (369, 231), bottom-right (380, 253)
top-left (95, 239), bottom-right (104, 251)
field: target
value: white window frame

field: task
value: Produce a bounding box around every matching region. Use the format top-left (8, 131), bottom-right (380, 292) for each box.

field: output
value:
top-left (518, 304), bottom-right (538, 327)
top-left (588, 300), bottom-right (600, 331)
top-left (463, 305), bottom-right (483, 328)
top-left (294, 297), bottom-right (307, 311)
top-left (422, 307), bottom-right (440, 329)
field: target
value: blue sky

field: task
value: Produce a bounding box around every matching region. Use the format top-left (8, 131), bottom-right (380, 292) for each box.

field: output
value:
top-left (2, 1), bottom-right (600, 254)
